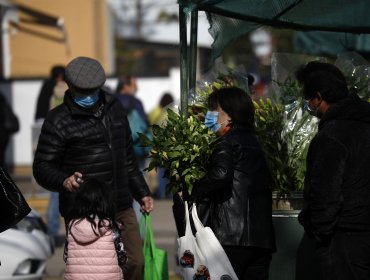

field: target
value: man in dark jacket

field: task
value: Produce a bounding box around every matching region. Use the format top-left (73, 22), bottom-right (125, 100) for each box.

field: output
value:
top-left (33, 56), bottom-right (154, 280)
top-left (296, 61), bottom-right (370, 280)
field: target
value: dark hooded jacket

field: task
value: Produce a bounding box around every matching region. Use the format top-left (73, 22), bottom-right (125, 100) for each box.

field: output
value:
top-left (192, 125), bottom-right (276, 251)
top-left (299, 93), bottom-right (370, 243)
top-left (33, 90), bottom-right (150, 218)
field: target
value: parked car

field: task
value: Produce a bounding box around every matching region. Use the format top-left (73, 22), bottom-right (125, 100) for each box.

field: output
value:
top-left (0, 210), bottom-right (54, 280)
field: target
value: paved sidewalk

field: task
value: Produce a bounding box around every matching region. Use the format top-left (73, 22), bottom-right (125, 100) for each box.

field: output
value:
top-left (13, 174), bottom-right (181, 279)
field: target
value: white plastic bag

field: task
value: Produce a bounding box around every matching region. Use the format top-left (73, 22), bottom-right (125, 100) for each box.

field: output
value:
top-left (177, 201), bottom-right (206, 279)
top-left (177, 201), bottom-right (238, 279)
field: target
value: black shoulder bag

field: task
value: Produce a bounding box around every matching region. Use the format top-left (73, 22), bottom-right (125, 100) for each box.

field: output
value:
top-left (0, 95), bottom-right (19, 134)
top-left (0, 167), bottom-right (31, 233)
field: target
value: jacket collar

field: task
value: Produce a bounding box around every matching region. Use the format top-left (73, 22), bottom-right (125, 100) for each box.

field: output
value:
top-left (319, 92), bottom-right (370, 130)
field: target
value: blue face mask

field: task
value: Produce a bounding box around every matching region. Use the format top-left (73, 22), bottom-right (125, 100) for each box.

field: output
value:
top-left (204, 111), bottom-right (220, 133)
top-left (74, 91), bottom-right (100, 108)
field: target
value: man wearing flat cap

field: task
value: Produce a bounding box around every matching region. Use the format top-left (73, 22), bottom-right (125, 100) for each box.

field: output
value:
top-left (33, 56), bottom-right (154, 279)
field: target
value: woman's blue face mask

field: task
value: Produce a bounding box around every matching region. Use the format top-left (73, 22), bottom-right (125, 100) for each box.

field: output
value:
top-left (204, 111), bottom-right (220, 133)
top-left (74, 90), bottom-right (100, 108)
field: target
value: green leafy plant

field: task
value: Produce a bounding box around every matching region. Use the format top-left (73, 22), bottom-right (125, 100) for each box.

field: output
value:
top-left (140, 74), bottom-right (242, 195)
top-left (254, 78), bottom-right (317, 196)
top-left (255, 73), bottom-right (370, 197)
top-left (254, 98), bottom-right (297, 196)
top-left (139, 109), bottom-right (219, 194)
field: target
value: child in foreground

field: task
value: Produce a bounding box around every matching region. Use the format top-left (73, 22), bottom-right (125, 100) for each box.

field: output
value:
top-left (63, 178), bottom-right (127, 280)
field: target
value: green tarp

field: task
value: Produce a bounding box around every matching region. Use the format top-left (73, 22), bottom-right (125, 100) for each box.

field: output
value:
top-left (293, 31), bottom-right (370, 56)
top-left (179, 0), bottom-right (370, 60)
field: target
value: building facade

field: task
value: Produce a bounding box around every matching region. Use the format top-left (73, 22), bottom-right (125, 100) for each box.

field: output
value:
top-left (1, 0), bottom-right (114, 79)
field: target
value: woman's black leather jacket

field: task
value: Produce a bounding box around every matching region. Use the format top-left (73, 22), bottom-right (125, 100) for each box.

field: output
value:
top-left (193, 126), bottom-right (276, 251)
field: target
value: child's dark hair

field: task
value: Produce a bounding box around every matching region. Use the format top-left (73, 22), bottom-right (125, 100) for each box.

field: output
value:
top-left (208, 86), bottom-right (255, 130)
top-left (68, 178), bottom-right (117, 232)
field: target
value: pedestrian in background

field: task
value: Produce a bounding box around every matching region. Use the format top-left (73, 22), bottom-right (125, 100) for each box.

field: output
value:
top-left (64, 178), bottom-right (126, 280)
top-left (296, 61), bottom-right (370, 280)
top-left (115, 76), bottom-right (148, 126)
top-left (34, 65), bottom-right (66, 246)
top-left (33, 57), bottom-right (154, 280)
top-left (148, 92), bottom-right (174, 199)
top-left (0, 93), bottom-right (19, 170)
top-left (116, 76), bottom-right (152, 219)
top-left (191, 87), bottom-right (276, 280)
top-left (35, 65), bottom-right (65, 121)
top-left (148, 92), bottom-right (174, 126)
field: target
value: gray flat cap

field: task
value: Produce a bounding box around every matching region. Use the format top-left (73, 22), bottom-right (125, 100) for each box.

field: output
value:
top-left (65, 56), bottom-right (106, 92)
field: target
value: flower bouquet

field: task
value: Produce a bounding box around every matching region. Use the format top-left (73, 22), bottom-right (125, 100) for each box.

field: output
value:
top-left (139, 64), bottom-right (249, 195)
top-left (139, 109), bottom-right (218, 194)
top-left (253, 78), bottom-right (317, 198)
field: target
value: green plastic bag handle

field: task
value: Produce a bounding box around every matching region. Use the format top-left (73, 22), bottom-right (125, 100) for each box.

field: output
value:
top-left (140, 213), bottom-right (156, 257)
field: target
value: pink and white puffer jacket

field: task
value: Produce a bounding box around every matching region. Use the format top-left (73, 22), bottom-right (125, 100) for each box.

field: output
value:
top-left (64, 218), bottom-right (123, 280)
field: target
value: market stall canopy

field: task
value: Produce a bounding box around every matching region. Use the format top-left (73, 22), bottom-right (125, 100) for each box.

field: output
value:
top-left (178, 0), bottom-right (370, 61)
top-left (293, 31), bottom-right (370, 57)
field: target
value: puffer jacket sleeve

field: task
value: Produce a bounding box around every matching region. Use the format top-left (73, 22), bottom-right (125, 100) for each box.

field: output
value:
top-left (192, 139), bottom-right (234, 198)
top-left (122, 113), bottom-right (151, 201)
top-left (33, 117), bottom-right (69, 192)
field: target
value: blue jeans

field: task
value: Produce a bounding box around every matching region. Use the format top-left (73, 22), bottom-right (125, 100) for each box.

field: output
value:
top-left (47, 192), bottom-right (60, 237)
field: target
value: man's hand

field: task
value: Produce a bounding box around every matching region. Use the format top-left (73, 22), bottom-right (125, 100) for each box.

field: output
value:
top-left (140, 196), bottom-right (154, 213)
top-left (63, 172), bottom-right (83, 192)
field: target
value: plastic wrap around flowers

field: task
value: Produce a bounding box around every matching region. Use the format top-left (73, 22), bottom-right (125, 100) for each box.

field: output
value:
top-left (253, 82), bottom-right (317, 196)
top-left (256, 52), bottom-right (370, 197)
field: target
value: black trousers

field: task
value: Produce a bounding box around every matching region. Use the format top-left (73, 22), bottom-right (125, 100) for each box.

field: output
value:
top-left (316, 231), bottom-right (370, 280)
top-left (223, 246), bottom-right (272, 280)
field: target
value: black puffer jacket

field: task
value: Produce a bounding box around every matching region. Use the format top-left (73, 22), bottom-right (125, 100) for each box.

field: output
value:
top-left (33, 90), bottom-right (150, 217)
top-left (299, 93), bottom-right (370, 243)
top-left (193, 125), bottom-right (276, 251)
